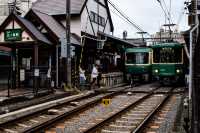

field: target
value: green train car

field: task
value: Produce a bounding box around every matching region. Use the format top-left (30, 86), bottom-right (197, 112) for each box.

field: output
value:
top-left (125, 48), bottom-right (152, 84)
top-left (151, 42), bottom-right (185, 85)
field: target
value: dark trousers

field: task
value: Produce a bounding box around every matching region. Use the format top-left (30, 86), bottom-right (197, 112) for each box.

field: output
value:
top-left (97, 76), bottom-right (101, 88)
top-left (90, 78), bottom-right (96, 89)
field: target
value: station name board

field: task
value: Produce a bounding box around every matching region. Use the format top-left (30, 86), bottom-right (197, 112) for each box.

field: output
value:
top-left (4, 29), bottom-right (22, 41)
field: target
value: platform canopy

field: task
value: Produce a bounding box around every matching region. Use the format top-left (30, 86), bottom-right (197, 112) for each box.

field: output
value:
top-left (0, 13), bottom-right (52, 48)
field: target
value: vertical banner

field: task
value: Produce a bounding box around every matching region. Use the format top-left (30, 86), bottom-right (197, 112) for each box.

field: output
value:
top-left (60, 37), bottom-right (67, 58)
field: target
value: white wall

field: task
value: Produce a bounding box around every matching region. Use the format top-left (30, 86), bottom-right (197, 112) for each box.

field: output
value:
top-left (61, 16), bottom-right (81, 37)
top-left (61, 0), bottom-right (112, 36)
top-left (81, 0), bottom-right (112, 36)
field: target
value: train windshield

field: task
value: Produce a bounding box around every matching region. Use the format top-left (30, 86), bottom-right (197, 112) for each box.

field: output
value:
top-left (153, 47), bottom-right (182, 63)
top-left (126, 52), bottom-right (149, 64)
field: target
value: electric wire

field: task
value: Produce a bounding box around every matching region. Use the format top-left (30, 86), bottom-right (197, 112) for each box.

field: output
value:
top-left (108, 0), bottom-right (150, 36)
top-left (110, 8), bottom-right (134, 29)
top-left (162, 0), bottom-right (173, 23)
top-left (157, 0), bottom-right (171, 23)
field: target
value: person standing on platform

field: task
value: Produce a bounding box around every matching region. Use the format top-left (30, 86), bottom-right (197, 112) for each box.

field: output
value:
top-left (90, 64), bottom-right (98, 90)
top-left (79, 67), bottom-right (86, 90)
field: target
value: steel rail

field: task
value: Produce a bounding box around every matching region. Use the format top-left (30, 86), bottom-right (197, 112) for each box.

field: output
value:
top-left (83, 87), bottom-right (161, 133)
top-left (0, 92), bottom-right (95, 126)
top-left (0, 84), bottom-right (127, 126)
top-left (23, 86), bottom-right (131, 133)
top-left (132, 87), bottom-right (175, 133)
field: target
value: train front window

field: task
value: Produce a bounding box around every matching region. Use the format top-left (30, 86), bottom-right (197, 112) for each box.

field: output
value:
top-left (153, 47), bottom-right (182, 63)
top-left (126, 52), bottom-right (149, 64)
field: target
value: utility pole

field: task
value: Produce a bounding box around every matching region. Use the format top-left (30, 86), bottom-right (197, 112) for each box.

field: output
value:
top-left (192, 0), bottom-right (200, 132)
top-left (163, 24), bottom-right (176, 41)
top-left (137, 32), bottom-right (147, 45)
top-left (66, 0), bottom-right (71, 87)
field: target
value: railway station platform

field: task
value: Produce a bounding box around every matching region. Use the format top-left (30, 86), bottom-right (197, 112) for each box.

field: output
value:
top-left (0, 82), bottom-right (126, 115)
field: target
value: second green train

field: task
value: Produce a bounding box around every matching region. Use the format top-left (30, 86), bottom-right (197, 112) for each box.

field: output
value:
top-left (125, 42), bottom-right (186, 85)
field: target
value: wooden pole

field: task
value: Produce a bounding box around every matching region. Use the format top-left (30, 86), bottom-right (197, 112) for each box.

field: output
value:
top-left (33, 45), bottom-right (38, 96)
top-left (66, 0), bottom-right (71, 87)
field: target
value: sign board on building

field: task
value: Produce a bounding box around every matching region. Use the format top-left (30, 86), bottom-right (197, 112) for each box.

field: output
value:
top-left (34, 69), bottom-right (40, 77)
top-left (20, 69), bottom-right (25, 81)
top-left (4, 29), bottom-right (22, 41)
top-left (60, 37), bottom-right (67, 58)
top-left (70, 46), bottom-right (75, 58)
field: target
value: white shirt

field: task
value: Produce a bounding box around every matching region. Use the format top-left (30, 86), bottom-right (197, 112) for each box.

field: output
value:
top-left (91, 66), bottom-right (98, 78)
top-left (80, 68), bottom-right (86, 80)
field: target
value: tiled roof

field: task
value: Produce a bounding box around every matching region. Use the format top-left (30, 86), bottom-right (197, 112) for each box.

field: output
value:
top-left (31, 10), bottom-right (80, 45)
top-left (15, 15), bottom-right (52, 45)
top-left (32, 10), bottom-right (65, 38)
top-left (32, 0), bottom-right (86, 15)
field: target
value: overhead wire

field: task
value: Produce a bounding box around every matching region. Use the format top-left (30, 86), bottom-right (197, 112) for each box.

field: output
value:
top-left (157, 0), bottom-right (171, 24)
top-left (169, 0), bottom-right (172, 22)
top-left (161, 0), bottom-right (173, 23)
top-left (110, 8), bottom-right (134, 29)
top-left (108, 1), bottom-right (141, 30)
top-left (110, 8), bottom-right (145, 38)
top-left (108, 0), bottom-right (151, 36)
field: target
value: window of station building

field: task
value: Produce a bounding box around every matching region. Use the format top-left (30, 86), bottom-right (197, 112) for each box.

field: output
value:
top-left (99, 16), bottom-right (106, 26)
top-left (90, 11), bottom-right (96, 22)
top-left (90, 11), bottom-right (106, 26)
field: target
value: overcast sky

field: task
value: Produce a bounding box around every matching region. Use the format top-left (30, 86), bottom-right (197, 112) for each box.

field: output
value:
top-left (109, 0), bottom-right (190, 38)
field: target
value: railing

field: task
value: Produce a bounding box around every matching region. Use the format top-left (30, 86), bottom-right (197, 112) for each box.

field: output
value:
top-left (101, 72), bottom-right (124, 87)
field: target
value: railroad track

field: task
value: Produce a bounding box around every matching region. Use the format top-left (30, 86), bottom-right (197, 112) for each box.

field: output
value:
top-left (0, 84), bottom-right (166, 133)
top-left (81, 87), bottom-right (174, 133)
top-left (141, 95), bottom-right (178, 133)
top-left (0, 85), bottom-right (132, 133)
top-left (28, 86), bottom-right (160, 133)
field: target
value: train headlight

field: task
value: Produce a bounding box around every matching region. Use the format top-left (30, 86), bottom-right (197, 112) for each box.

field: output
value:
top-left (155, 69), bottom-right (159, 73)
top-left (176, 69), bottom-right (181, 73)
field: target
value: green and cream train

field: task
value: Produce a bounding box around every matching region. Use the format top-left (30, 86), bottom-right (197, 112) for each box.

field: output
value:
top-left (125, 42), bottom-right (186, 85)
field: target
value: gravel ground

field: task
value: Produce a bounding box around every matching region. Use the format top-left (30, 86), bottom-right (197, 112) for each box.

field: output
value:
top-left (158, 94), bottom-right (184, 133)
top-left (173, 93), bottom-right (189, 133)
top-left (126, 83), bottom-right (160, 92)
top-left (46, 93), bottom-right (146, 133)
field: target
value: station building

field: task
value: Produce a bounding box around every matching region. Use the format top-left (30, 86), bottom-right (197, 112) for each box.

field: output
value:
top-left (0, 0), bottom-right (135, 92)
